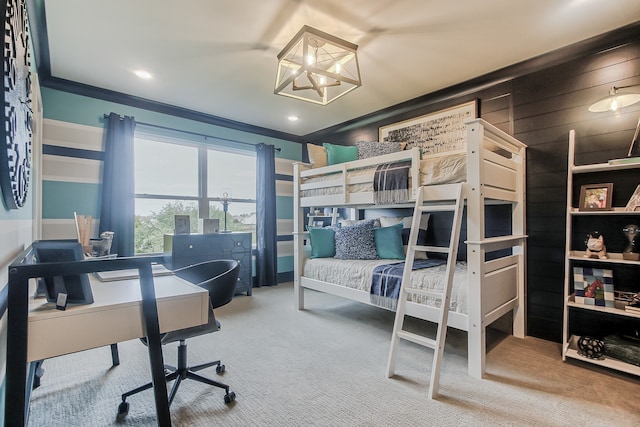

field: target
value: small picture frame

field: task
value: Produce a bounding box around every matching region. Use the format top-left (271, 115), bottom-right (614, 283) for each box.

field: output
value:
top-left (198, 218), bottom-right (219, 234)
top-left (573, 266), bottom-right (614, 307)
top-left (579, 183), bottom-right (613, 211)
top-left (174, 215), bottom-right (191, 234)
top-left (625, 184), bottom-right (640, 212)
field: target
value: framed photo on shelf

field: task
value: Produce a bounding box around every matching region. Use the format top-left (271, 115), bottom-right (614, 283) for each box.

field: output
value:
top-left (198, 218), bottom-right (219, 234)
top-left (625, 184), bottom-right (640, 212)
top-left (174, 215), bottom-right (191, 234)
top-left (578, 183), bottom-right (613, 211)
top-left (573, 267), bottom-right (614, 307)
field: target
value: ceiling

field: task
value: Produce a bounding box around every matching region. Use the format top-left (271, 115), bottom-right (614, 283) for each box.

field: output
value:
top-left (38, 0), bottom-right (640, 137)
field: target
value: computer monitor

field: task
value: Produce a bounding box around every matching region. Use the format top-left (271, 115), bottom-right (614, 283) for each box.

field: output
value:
top-left (32, 240), bottom-right (94, 306)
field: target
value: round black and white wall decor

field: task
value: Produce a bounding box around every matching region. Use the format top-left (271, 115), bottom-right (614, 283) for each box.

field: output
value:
top-left (0, 0), bottom-right (32, 210)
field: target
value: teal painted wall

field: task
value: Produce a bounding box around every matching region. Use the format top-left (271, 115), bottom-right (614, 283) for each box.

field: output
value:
top-left (40, 88), bottom-right (302, 277)
top-left (276, 196), bottom-right (294, 220)
top-left (41, 88), bottom-right (302, 161)
top-left (42, 181), bottom-right (101, 219)
top-left (278, 255), bottom-right (294, 274)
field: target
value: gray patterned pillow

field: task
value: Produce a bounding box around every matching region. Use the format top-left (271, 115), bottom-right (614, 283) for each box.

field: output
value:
top-left (333, 219), bottom-right (378, 260)
top-left (356, 141), bottom-right (403, 159)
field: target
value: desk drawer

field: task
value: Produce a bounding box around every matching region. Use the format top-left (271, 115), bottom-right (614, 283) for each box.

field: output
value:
top-left (27, 283), bottom-right (208, 362)
top-left (167, 235), bottom-right (222, 257)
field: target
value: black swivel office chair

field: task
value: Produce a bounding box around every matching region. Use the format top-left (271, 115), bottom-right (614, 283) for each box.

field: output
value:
top-left (117, 259), bottom-right (240, 419)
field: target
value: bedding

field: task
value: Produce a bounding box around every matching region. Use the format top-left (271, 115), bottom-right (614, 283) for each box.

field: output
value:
top-left (303, 258), bottom-right (468, 314)
top-left (324, 143), bottom-right (358, 165)
top-left (356, 141), bottom-right (404, 159)
top-left (339, 218), bottom-right (381, 228)
top-left (307, 227), bottom-right (335, 258)
top-left (373, 161), bottom-right (411, 204)
top-left (333, 219), bottom-right (378, 260)
top-left (379, 214), bottom-right (430, 259)
top-left (308, 219), bottom-right (404, 260)
top-left (370, 259), bottom-right (447, 310)
top-left (307, 144), bottom-right (327, 168)
top-left (300, 153), bottom-right (466, 198)
top-left (373, 223), bottom-right (405, 260)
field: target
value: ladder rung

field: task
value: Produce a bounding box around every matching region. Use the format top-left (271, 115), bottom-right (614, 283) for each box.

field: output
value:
top-left (403, 287), bottom-right (443, 299)
top-left (412, 245), bottom-right (449, 253)
top-left (418, 204), bottom-right (456, 213)
top-left (386, 184), bottom-right (462, 396)
top-left (397, 330), bottom-right (437, 349)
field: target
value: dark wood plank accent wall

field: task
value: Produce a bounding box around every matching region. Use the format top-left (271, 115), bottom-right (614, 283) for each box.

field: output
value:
top-left (515, 40), bottom-right (640, 341)
top-left (303, 28), bottom-right (640, 343)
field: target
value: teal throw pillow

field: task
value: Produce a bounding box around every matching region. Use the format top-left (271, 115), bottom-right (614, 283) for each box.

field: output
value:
top-left (374, 223), bottom-right (405, 260)
top-left (308, 227), bottom-right (335, 258)
top-left (323, 143), bottom-right (358, 165)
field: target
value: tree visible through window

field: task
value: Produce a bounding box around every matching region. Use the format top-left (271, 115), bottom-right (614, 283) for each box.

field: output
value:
top-left (134, 135), bottom-right (256, 254)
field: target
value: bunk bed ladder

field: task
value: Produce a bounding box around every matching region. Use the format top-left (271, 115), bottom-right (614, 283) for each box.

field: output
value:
top-left (385, 183), bottom-right (464, 399)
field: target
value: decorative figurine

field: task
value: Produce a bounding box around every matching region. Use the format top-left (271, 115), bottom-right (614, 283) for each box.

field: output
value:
top-left (622, 224), bottom-right (639, 261)
top-left (577, 336), bottom-right (605, 360)
top-left (584, 231), bottom-right (607, 259)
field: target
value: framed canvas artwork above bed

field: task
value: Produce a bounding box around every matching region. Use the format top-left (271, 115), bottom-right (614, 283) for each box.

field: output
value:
top-left (379, 100), bottom-right (478, 155)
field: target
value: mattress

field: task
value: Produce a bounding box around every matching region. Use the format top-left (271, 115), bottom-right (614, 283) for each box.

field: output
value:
top-left (303, 258), bottom-right (468, 314)
top-left (300, 153), bottom-right (466, 199)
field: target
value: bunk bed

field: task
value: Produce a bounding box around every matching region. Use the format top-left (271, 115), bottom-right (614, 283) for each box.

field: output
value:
top-left (293, 118), bottom-right (527, 379)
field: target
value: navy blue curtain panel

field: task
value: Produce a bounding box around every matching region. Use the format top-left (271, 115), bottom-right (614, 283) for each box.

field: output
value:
top-left (255, 143), bottom-right (278, 287)
top-left (100, 113), bottom-right (136, 257)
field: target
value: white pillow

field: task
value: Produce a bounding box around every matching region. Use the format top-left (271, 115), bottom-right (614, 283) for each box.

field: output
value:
top-left (340, 218), bottom-right (381, 228)
top-left (379, 216), bottom-right (402, 227)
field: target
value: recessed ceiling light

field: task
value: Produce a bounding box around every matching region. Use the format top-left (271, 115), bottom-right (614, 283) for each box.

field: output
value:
top-left (288, 116), bottom-right (299, 121)
top-left (134, 69), bottom-right (153, 80)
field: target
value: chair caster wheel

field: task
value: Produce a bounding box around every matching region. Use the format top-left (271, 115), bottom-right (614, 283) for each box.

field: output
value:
top-left (33, 364), bottom-right (44, 389)
top-left (216, 364), bottom-right (226, 374)
top-left (224, 391), bottom-right (236, 404)
top-left (116, 401), bottom-right (129, 421)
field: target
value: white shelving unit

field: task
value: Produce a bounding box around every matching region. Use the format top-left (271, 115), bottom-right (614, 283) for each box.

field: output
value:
top-left (562, 130), bottom-right (640, 375)
top-left (306, 207), bottom-right (339, 229)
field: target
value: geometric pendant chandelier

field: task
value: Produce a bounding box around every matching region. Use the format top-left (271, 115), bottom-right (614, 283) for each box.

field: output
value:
top-left (275, 25), bottom-right (361, 105)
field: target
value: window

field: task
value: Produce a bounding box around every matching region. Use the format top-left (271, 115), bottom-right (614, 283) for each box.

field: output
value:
top-left (134, 134), bottom-right (256, 254)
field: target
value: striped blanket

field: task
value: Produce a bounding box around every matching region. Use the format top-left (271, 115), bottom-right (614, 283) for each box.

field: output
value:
top-left (370, 259), bottom-right (446, 310)
top-left (373, 161), bottom-right (411, 204)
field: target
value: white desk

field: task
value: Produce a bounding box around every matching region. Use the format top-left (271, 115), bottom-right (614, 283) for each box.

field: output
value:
top-left (28, 274), bottom-right (209, 362)
top-left (7, 253), bottom-right (196, 426)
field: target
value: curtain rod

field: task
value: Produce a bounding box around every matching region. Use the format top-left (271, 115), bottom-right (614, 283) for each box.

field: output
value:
top-left (103, 114), bottom-right (281, 151)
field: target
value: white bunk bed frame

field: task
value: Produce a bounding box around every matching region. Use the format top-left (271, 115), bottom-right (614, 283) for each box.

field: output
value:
top-left (293, 118), bottom-right (527, 378)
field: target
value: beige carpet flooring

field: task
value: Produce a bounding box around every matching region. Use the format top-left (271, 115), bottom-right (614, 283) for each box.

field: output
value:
top-left (28, 282), bottom-right (640, 426)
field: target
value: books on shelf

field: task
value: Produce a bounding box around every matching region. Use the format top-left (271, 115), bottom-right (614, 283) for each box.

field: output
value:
top-left (608, 157), bottom-right (640, 166)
